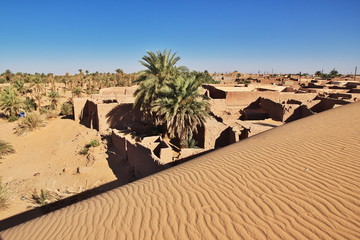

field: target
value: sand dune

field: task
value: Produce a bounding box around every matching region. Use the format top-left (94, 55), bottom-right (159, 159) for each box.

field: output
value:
top-left (0, 118), bottom-right (117, 220)
top-left (1, 102), bottom-right (360, 239)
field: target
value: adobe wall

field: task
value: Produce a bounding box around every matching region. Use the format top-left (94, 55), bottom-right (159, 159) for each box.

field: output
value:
top-left (97, 103), bottom-right (119, 133)
top-left (73, 98), bottom-right (88, 121)
top-left (208, 99), bottom-right (228, 114)
top-left (111, 130), bottom-right (173, 179)
top-left (99, 86), bottom-right (138, 96)
top-left (225, 91), bottom-right (280, 106)
top-left (126, 140), bottom-right (169, 179)
top-left (79, 100), bottom-right (99, 130)
top-left (158, 142), bottom-right (173, 164)
top-left (259, 98), bottom-right (284, 121)
top-left (284, 105), bottom-right (315, 123)
top-left (350, 93), bottom-right (360, 101)
top-left (311, 97), bottom-right (350, 113)
top-left (104, 103), bottom-right (152, 135)
top-left (178, 148), bottom-right (207, 160)
top-left (111, 130), bottom-right (127, 159)
top-left (279, 93), bottom-right (317, 104)
top-left (200, 118), bottom-right (240, 149)
top-left (203, 85), bottom-right (227, 99)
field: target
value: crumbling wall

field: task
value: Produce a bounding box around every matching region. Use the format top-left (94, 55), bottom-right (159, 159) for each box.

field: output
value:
top-left (99, 86), bottom-right (138, 96)
top-left (200, 118), bottom-right (242, 149)
top-left (178, 148), bottom-right (207, 160)
top-left (158, 142), bottom-right (173, 164)
top-left (73, 98), bottom-right (88, 121)
top-left (285, 105), bottom-right (315, 123)
top-left (106, 103), bottom-right (152, 134)
top-left (79, 100), bottom-right (99, 130)
top-left (97, 103), bottom-right (119, 133)
top-left (111, 130), bottom-right (127, 159)
top-left (311, 97), bottom-right (350, 113)
top-left (279, 93), bottom-right (317, 104)
top-left (202, 85), bottom-right (227, 99)
top-left (260, 98), bottom-right (284, 121)
top-left (111, 131), bottom-right (173, 179)
top-left (225, 91), bottom-right (280, 106)
top-left (127, 141), bottom-right (158, 178)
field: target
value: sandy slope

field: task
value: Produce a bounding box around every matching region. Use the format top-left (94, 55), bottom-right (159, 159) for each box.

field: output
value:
top-left (1, 102), bottom-right (360, 239)
top-left (0, 118), bottom-right (117, 220)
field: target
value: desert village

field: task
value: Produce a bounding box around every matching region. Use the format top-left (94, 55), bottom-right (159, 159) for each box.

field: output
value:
top-left (0, 68), bottom-right (360, 239)
top-left (1, 0), bottom-right (360, 237)
top-left (71, 73), bottom-right (360, 179)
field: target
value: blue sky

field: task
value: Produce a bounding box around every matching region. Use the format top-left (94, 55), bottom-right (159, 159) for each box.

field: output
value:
top-left (1, 0), bottom-right (359, 74)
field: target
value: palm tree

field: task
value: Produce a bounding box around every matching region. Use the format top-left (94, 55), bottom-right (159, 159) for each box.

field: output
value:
top-left (133, 50), bottom-right (187, 114)
top-left (72, 87), bottom-right (82, 97)
top-left (0, 86), bottom-right (23, 117)
top-left (3, 69), bottom-right (13, 83)
top-left (151, 75), bottom-right (210, 147)
top-left (315, 71), bottom-right (322, 77)
top-left (78, 69), bottom-right (84, 87)
top-left (31, 77), bottom-right (45, 111)
top-left (48, 91), bottom-right (60, 109)
top-left (13, 78), bottom-right (27, 94)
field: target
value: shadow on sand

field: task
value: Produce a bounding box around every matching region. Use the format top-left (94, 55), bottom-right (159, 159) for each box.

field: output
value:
top-left (0, 179), bottom-right (125, 232)
top-left (0, 135), bottom-right (214, 232)
top-left (0, 137), bottom-right (135, 232)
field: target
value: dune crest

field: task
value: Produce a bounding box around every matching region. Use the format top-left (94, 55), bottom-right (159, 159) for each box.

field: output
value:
top-left (1, 102), bottom-right (360, 239)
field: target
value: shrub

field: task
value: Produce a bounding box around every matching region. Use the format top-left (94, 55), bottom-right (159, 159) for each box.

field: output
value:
top-left (79, 148), bottom-right (89, 155)
top-left (14, 112), bottom-right (46, 135)
top-left (0, 140), bottom-right (15, 159)
top-left (80, 139), bottom-right (100, 155)
top-left (60, 102), bottom-right (73, 116)
top-left (46, 110), bottom-right (59, 119)
top-left (89, 139), bottom-right (100, 147)
top-left (32, 189), bottom-right (50, 206)
top-left (48, 91), bottom-right (60, 110)
top-left (0, 179), bottom-right (10, 210)
top-left (39, 105), bottom-right (51, 115)
top-left (181, 138), bottom-right (199, 149)
top-left (72, 87), bottom-right (82, 97)
top-left (0, 86), bottom-right (22, 117)
top-left (23, 98), bottom-right (36, 112)
top-left (7, 116), bottom-right (18, 122)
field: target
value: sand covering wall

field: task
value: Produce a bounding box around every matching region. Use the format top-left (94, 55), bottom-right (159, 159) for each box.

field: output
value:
top-left (1, 102), bottom-right (360, 239)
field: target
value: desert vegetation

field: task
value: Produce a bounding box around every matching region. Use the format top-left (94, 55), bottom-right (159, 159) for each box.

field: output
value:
top-left (14, 112), bottom-right (47, 136)
top-left (314, 69), bottom-right (341, 79)
top-left (134, 50), bottom-right (212, 147)
top-left (0, 140), bottom-right (15, 159)
top-left (79, 139), bottom-right (100, 155)
top-left (0, 179), bottom-right (11, 210)
top-left (0, 69), bottom-right (138, 122)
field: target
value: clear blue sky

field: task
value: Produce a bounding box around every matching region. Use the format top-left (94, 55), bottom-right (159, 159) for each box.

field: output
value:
top-left (1, 0), bottom-right (359, 75)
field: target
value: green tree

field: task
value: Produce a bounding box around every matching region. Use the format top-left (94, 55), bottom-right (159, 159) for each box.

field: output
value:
top-left (31, 77), bottom-right (46, 110)
top-left (72, 87), bottom-right (82, 97)
top-left (48, 91), bottom-right (60, 109)
top-left (13, 78), bottom-right (27, 94)
top-left (152, 75), bottom-right (210, 146)
top-left (133, 50), bottom-right (187, 115)
top-left (329, 69), bottom-right (339, 78)
top-left (2, 70), bottom-right (13, 83)
top-left (0, 86), bottom-right (23, 117)
top-left (187, 70), bottom-right (219, 84)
